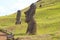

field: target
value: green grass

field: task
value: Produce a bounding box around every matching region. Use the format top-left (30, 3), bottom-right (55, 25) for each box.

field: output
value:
top-left (0, 1), bottom-right (60, 40)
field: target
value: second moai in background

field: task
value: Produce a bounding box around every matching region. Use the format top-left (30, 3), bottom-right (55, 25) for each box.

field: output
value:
top-left (15, 10), bottom-right (21, 24)
top-left (24, 3), bottom-right (37, 35)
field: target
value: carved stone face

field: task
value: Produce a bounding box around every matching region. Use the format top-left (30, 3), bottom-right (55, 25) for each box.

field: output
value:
top-left (24, 3), bottom-right (36, 23)
top-left (24, 12), bottom-right (30, 23)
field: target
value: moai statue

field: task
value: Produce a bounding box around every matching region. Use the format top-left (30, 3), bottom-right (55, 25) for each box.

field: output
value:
top-left (15, 10), bottom-right (21, 24)
top-left (24, 3), bottom-right (36, 35)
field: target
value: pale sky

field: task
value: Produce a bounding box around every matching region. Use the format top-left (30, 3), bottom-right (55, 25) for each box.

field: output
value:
top-left (0, 0), bottom-right (37, 16)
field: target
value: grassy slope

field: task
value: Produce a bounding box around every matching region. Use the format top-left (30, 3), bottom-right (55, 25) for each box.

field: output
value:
top-left (0, 1), bottom-right (60, 40)
top-left (36, 3), bottom-right (60, 34)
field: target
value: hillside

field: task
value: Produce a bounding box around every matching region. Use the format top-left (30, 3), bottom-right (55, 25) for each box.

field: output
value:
top-left (36, 0), bottom-right (60, 7)
top-left (0, 0), bottom-right (60, 40)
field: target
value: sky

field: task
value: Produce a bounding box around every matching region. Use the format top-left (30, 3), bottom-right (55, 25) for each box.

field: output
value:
top-left (0, 0), bottom-right (37, 16)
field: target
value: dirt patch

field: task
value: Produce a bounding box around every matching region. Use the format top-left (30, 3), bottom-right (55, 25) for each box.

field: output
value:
top-left (0, 32), bottom-right (7, 40)
top-left (0, 36), bottom-right (7, 40)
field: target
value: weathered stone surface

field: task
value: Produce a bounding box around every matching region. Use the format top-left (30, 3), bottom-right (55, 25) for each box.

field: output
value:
top-left (24, 3), bottom-right (36, 35)
top-left (15, 10), bottom-right (21, 24)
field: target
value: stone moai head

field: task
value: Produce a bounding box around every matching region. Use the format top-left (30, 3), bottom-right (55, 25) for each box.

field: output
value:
top-left (24, 3), bottom-right (36, 23)
top-left (17, 10), bottom-right (20, 13)
top-left (17, 10), bottom-right (21, 18)
top-left (30, 3), bottom-right (36, 10)
top-left (15, 10), bottom-right (21, 24)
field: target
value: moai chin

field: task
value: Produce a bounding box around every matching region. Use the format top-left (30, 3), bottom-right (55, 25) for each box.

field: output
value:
top-left (15, 10), bottom-right (21, 24)
top-left (24, 3), bottom-right (36, 35)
